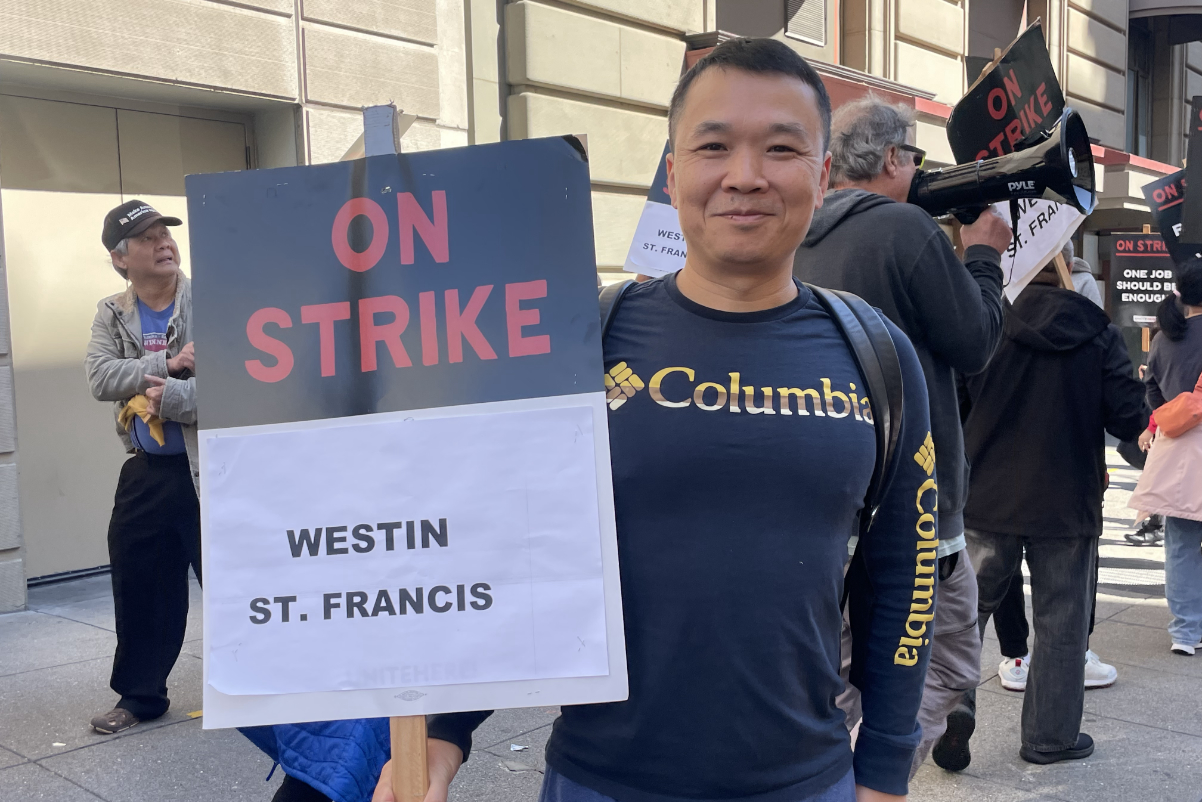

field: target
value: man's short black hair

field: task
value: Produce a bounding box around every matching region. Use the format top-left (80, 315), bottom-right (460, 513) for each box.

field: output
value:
top-left (668, 38), bottom-right (832, 152)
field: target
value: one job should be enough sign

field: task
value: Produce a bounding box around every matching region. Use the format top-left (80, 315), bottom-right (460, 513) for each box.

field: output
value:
top-left (187, 137), bottom-right (627, 729)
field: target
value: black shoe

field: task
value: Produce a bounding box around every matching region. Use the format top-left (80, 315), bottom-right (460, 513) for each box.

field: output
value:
top-left (90, 707), bottom-right (140, 735)
top-left (1019, 733), bottom-right (1095, 764)
top-left (932, 707), bottom-right (976, 772)
top-left (1124, 519), bottom-right (1164, 546)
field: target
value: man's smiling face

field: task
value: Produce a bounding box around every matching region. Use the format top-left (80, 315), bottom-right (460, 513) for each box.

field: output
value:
top-left (666, 67), bottom-right (831, 275)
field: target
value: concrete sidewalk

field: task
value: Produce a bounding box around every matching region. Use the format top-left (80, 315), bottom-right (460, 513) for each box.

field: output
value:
top-left (0, 449), bottom-right (1197, 802)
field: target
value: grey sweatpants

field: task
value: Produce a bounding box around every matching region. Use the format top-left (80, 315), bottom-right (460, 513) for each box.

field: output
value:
top-left (838, 547), bottom-right (981, 778)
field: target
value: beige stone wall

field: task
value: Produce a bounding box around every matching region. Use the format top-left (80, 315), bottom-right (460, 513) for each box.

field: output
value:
top-left (503, 0), bottom-right (691, 278)
top-left (0, 0), bottom-right (298, 99)
top-left (0, 0), bottom-right (470, 167)
top-left (299, 0), bottom-right (469, 161)
top-left (0, 191), bottom-right (19, 612)
top-left (1063, 2), bottom-right (1127, 150)
top-left (845, 0), bottom-right (967, 104)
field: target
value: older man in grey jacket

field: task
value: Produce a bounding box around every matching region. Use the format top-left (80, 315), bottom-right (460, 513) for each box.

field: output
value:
top-left (84, 200), bottom-right (199, 735)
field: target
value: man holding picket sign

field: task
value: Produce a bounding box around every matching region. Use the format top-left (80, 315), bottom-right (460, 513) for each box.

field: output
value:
top-left (375, 38), bottom-right (936, 802)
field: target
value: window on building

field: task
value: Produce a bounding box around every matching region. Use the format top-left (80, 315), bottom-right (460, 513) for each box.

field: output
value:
top-left (786, 0), bottom-right (825, 47)
top-left (1127, 18), bottom-right (1153, 157)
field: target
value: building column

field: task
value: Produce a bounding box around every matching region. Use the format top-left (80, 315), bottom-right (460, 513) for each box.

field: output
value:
top-left (0, 188), bottom-right (25, 612)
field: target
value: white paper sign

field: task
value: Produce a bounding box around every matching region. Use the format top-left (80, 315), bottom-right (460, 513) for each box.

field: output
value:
top-left (201, 394), bottom-right (627, 728)
top-left (997, 198), bottom-right (1086, 301)
top-left (623, 201), bottom-right (687, 278)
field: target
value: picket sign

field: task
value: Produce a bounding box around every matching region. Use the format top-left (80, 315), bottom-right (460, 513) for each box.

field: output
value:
top-left (191, 102), bottom-right (628, 793)
top-left (353, 103), bottom-right (428, 802)
top-left (996, 198), bottom-right (1085, 301)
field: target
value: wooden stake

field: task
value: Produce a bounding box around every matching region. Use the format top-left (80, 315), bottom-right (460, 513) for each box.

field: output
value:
top-left (390, 716), bottom-right (429, 800)
top-left (1053, 253), bottom-right (1073, 290)
top-left (1142, 326), bottom-right (1152, 352)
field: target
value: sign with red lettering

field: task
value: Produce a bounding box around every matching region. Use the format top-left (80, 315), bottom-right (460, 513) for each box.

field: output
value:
top-left (1142, 169), bottom-right (1202, 264)
top-left (945, 23), bottom-right (1065, 164)
top-left (1108, 233), bottom-right (1178, 328)
top-left (186, 137), bottom-right (628, 729)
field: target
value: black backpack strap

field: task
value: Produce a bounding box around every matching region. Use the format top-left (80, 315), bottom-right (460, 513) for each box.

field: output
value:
top-left (599, 280), bottom-right (635, 341)
top-left (805, 284), bottom-right (905, 530)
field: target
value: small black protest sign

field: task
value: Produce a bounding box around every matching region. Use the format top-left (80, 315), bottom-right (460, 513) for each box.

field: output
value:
top-left (1109, 233), bottom-right (1177, 328)
top-left (946, 23), bottom-right (1066, 164)
top-left (1142, 170), bottom-right (1202, 264)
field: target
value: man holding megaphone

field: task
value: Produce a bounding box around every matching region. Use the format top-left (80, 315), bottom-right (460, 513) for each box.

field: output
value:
top-left (794, 97), bottom-right (1012, 777)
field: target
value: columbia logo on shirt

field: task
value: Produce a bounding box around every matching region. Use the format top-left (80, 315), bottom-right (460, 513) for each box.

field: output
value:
top-left (604, 364), bottom-right (875, 426)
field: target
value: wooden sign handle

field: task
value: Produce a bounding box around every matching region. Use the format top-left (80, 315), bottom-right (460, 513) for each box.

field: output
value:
top-left (390, 715), bottom-right (429, 800)
top-left (1053, 252), bottom-right (1073, 290)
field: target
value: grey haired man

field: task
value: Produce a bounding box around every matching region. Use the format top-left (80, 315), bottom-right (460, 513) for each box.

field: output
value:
top-left (793, 96), bottom-right (1011, 775)
top-left (85, 200), bottom-right (200, 735)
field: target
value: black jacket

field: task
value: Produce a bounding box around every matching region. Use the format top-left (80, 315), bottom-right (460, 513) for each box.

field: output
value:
top-left (962, 284), bottom-right (1149, 538)
top-left (795, 189), bottom-right (1004, 540)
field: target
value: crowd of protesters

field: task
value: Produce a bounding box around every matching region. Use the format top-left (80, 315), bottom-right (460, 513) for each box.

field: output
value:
top-left (81, 37), bottom-right (1202, 802)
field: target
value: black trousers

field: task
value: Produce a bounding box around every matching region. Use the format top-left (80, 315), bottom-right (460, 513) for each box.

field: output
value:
top-left (108, 452), bottom-right (201, 720)
top-left (272, 775), bottom-right (332, 802)
top-left (992, 550), bottom-right (1101, 660)
top-left (994, 568), bottom-right (1031, 659)
top-left (969, 531), bottom-right (1098, 751)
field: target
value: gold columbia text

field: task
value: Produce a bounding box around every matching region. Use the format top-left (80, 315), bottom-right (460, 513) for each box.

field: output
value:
top-left (642, 367), bottom-right (874, 425)
top-left (895, 458), bottom-right (940, 666)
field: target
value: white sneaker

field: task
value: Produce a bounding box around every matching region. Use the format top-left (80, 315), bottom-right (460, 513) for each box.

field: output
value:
top-left (998, 655), bottom-right (1029, 691)
top-left (1084, 650), bottom-right (1117, 689)
top-left (1170, 642), bottom-right (1200, 656)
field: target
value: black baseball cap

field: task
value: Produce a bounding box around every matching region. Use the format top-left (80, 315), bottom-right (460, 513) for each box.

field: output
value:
top-left (102, 200), bottom-right (182, 251)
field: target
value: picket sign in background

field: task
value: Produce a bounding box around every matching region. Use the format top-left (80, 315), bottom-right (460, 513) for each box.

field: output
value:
top-left (187, 137), bottom-right (627, 729)
top-left (623, 143), bottom-right (686, 278)
top-left (998, 199), bottom-right (1086, 302)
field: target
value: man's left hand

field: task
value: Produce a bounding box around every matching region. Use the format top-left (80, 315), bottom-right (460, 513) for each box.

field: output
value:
top-left (856, 786), bottom-right (905, 802)
top-left (144, 375), bottom-right (166, 417)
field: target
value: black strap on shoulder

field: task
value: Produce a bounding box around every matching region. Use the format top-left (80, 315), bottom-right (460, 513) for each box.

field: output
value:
top-left (805, 284), bottom-right (905, 531)
top-left (599, 280), bottom-right (635, 341)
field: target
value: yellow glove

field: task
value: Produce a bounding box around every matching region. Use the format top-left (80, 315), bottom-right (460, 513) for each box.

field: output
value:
top-left (118, 395), bottom-right (167, 446)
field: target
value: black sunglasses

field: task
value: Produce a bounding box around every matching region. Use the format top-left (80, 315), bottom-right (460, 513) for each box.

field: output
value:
top-left (897, 143), bottom-right (926, 169)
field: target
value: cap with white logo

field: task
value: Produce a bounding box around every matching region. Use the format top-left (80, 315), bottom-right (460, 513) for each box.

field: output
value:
top-left (102, 199), bottom-right (181, 251)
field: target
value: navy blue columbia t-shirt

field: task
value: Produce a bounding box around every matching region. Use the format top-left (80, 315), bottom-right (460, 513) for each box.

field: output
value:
top-left (430, 274), bottom-right (936, 800)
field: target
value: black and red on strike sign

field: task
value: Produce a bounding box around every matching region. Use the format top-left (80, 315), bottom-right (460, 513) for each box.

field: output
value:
top-left (1109, 233), bottom-right (1177, 329)
top-left (946, 23), bottom-right (1066, 165)
top-left (186, 137), bottom-right (604, 430)
top-left (1142, 170), bottom-right (1202, 264)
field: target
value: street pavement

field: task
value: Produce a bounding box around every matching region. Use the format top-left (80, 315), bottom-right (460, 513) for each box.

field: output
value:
top-left (0, 448), bottom-right (1197, 802)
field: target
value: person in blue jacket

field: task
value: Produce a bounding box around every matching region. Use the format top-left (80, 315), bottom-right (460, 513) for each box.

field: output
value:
top-left (370, 37), bottom-right (937, 802)
top-left (242, 720), bottom-right (390, 802)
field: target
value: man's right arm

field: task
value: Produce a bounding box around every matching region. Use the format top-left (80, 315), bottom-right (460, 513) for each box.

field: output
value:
top-left (84, 302), bottom-right (169, 401)
top-left (906, 210), bottom-right (1008, 375)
